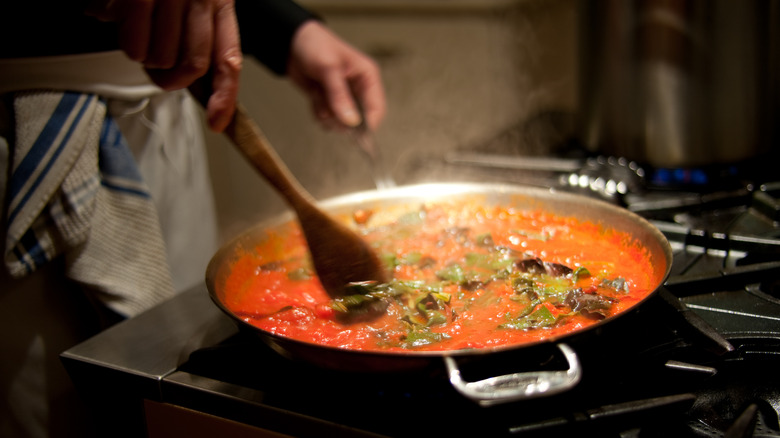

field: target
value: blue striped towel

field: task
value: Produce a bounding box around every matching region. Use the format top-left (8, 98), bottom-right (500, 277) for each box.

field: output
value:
top-left (4, 91), bottom-right (174, 317)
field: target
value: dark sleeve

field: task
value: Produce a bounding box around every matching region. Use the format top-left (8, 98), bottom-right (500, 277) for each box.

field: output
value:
top-left (235, 0), bottom-right (319, 76)
top-left (0, 1), bottom-right (118, 58)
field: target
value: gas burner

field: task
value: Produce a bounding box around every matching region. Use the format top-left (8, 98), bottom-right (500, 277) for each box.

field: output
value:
top-left (442, 152), bottom-right (647, 203)
top-left (557, 155), bottom-right (646, 201)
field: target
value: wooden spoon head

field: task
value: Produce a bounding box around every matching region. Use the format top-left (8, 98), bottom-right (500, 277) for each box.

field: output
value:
top-left (216, 101), bottom-right (387, 298)
top-left (298, 205), bottom-right (390, 298)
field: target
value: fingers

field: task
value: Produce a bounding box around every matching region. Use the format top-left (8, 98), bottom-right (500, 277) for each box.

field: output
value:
top-left (143, 0), bottom-right (212, 90)
top-left (205, 0), bottom-right (241, 131)
top-left (121, 2), bottom-right (154, 63)
top-left (288, 21), bottom-right (387, 132)
top-left (321, 70), bottom-right (362, 128)
top-left (318, 57), bottom-right (385, 132)
top-left (144, 0), bottom-right (185, 69)
top-left (350, 60), bottom-right (386, 131)
top-left (155, 0), bottom-right (240, 132)
top-left (98, 0), bottom-right (241, 132)
top-left (295, 81), bottom-right (338, 130)
top-left (102, 0), bottom-right (155, 63)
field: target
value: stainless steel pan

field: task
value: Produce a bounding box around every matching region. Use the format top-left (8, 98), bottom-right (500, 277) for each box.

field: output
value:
top-left (206, 183), bottom-right (673, 405)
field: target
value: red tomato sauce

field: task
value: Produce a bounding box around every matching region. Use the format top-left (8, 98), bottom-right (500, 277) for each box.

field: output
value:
top-left (223, 202), bottom-right (658, 352)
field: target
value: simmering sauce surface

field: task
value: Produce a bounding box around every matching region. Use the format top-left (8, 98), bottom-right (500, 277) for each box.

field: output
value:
top-left (223, 201), bottom-right (658, 352)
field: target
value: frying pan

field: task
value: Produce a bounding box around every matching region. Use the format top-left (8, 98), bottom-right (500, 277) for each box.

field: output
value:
top-left (206, 183), bottom-right (673, 405)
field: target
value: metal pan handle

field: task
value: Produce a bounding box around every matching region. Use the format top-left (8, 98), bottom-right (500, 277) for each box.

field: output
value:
top-left (444, 343), bottom-right (582, 406)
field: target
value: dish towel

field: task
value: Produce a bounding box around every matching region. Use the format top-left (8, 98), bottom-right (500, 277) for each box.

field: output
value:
top-left (4, 90), bottom-right (174, 317)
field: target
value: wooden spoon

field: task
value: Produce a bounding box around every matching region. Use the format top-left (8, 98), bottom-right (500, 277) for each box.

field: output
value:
top-left (222, 103), bottom-right (389, 298)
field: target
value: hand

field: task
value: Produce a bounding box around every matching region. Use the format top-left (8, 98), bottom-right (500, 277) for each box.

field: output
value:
top-left (287, 21), bottom-right (386, 131)
top-left (85, 0), bottom-right (242, 132)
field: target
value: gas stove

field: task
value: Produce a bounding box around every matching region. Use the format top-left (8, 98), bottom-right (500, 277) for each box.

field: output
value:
top-left (62, 152), bottom-right (780, 438)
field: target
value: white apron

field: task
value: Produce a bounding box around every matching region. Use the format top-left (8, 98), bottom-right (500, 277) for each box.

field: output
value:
top-left (0, 50), bottom-right (219, 438)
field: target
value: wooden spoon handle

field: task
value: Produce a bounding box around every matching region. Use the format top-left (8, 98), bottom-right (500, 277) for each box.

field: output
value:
top-left (224, 104), bottom-right (315, 211)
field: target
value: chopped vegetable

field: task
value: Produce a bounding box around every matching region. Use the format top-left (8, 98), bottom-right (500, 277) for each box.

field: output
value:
top-left (500, 305), bottom-right (558, 330)
top-left (287, 267), bottom-right (312, 281)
